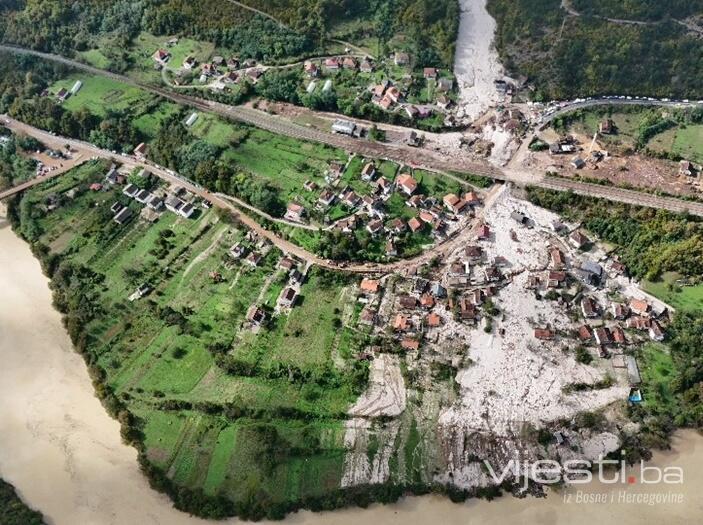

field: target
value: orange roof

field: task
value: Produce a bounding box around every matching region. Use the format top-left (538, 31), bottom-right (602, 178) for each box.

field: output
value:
top-left (401, 338), bottom-right (420, 350)
top-left (629, 299), bottom-right (649, 313)
top-left (408, 217), bottom-right (422, 232)
top-left (360, 278), bottom-right (380, 293)
top-left (396, 173), bottom-right (418, 193)
top-left (427, 312), bottom-right (442, 327)
top-left (393, 315), bottom-right (409, 331)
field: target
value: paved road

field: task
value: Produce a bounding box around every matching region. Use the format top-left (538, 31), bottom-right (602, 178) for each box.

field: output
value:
top-left (3, 45), bottom-right (703, 218)
top-left (0, 152), bottom-right (87, 200)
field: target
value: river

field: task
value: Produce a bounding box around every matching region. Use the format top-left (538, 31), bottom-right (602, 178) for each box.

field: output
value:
top-left (1, 204), bottom-right (702, 524)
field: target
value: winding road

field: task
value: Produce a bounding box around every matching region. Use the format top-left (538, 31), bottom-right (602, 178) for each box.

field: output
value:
top-left (2, 44), bottom-right (703, 222)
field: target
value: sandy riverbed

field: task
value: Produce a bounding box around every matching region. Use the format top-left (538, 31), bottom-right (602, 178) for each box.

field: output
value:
top-left (453, 0), bottom-right (506, 121)
top-left (1, 202), bottom-right (703, 524)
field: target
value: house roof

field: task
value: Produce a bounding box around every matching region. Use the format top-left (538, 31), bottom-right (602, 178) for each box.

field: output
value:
top-left (408, 217), bottom-right (422, 232)
top-left (360, 278), bottom-right (380, 293)
top-left (427, 312), bottom-right (442, 327)
top-left (396, 174), bottom-right (418, 194)
top-left (401, 338), bottom-right (420, 350)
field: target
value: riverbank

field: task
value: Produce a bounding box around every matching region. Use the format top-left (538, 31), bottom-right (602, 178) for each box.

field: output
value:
top-left (1, 202), bottom-right (702, 524)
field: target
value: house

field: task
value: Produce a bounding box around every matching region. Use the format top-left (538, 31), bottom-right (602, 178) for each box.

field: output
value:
top-left (393, 52), bottom-right (409, 66)
top-left (464, 192), bottom-right (481, 206)
top-left (510, 211), bottom-right (528, 225)
top-left (245, 252), bottom-right (262, 267)
top-left (229, 243), bottom-right (247, 259)
top-left (134, 142), bottom-right (147, 159)
top-left (147, 195), bottom-right (164, 211)
top-left (366, 219), bottom-right (384, 236)
top-left (599, 119), bottom-right (614, 134)
top-left (341, 189), bottom-right (361, 208)
top-left (550, 248), bottom-right (566, 268)
top-left (405, 105), bottom-right (420, 120)
top-left (386, 86), bottom-right (401, 103)
top-left (89, 183), bottom-right (103, 192)
top-left (437, 77), bottom-right (453, 92)
top-left (177, 202), bottom-right (195, 218)
top-left (396, 174), bottom-right (418, 196)
top-left (279, 287), bottom-right (298, 308)
top-left (612, 303), bottom-right (630, 320)
top-left (317, 189), bottom-right (335, 207)
top-left (376, 95), bottom-right (393, 110)
top-left (375, 176), bottom-right (392, 195)
top-left (581, 297), bottom-right (599, 318)
top-left (385, 240), bottom-right (397, 257)
top-left (303, 179), bottom-right (318, 192)
top-left (56, 88), bottom-right (69, 101)
top-left (401, 338), bottom-right (420, 351)
top-left (594, 327), bottom-right (612, 346)
top-left (648, 320), bottom-right (665, 341)
top-left (427, 312), bottom-right (442, 327)
top-left (420, 294), bottom-right (435, 309)
top-left (477, 224), bottom-right (490, 240)
top-left (165, 195), bottom-right (184, 214)
top-left (429, 283), bottom-right (447, 298)
top-left (342, 57), bottom-right (358, 69)
top-left (534, 328), bottom-right (554, 341)
top-left (285, 202), bottom-right (305, 222)
top-left (443, 194), bottom-right (466, 214)
top-left (122, 184), bottom-right (139, 198)
top-left (398, 295), bottom-right (417, 309)
top-left (408, 217), bottom-right (423, 232)
top-left (360, 58), bottom-right (373, 73)
top-left (223, 71), bottom-right (239, 83)
top-left (569, 231), bottom-right (589, 249)
top-left (547, 270), bottom-right (566, 288)
top-left (246, 69), bottom-right (263, 82)
top-left (577, 261), bottom-right (603, 285)
top-left (304, 61), bottom-right (319, 77)
top-left (611, 326), bottom-right (626, 345)
top-left (484, 266), bottom-right (501, 282)
top-left (419, 211), bottom-right (435, 225)
top-left (246, 305), bottom-right (266, 325)
top-left (135, 189), bottom-right (152, 204)
top-left (465, 245), bottom-right (482, 263)
top-left (355, 306), bottom-right (375, 326)
top-left (183, 56), bottom-right (197, 69)
top-left (468, 289), bottom-right (484, 306)
top-left (393, 314), bottom-right (410, 332)
top-left (153, 49), bottom-right (170, 64)
top-left (279, 257), bottom-right (297, 271)
top-left (110, 202), bottom-right (123, 214)
top-left (459, 299), bottom-right (478, 321)
top-left (360, 278), bottom-right (380, 294)
top-left (629, 299), bottom-right (650, 316)
top-left (324, 57), bottom-right (341, 70)
top-left (627, 316), bottom-right (650, 330)
top-left (578, 325), bottom-right (593, 341)
top-left (361, 162), bottom-right (376, 181)
top-left (113, 207), bottom-right (133, 225)
top-left (289, 269), bottom-right (304, 285)
top-left (227, 57), bottom-right (240, 69)
top-left (423, 67), bottom-right (438, 79)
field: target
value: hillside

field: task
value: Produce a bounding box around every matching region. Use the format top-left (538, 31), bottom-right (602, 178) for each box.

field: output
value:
top-left (487, 0), bottom-right (703, 100)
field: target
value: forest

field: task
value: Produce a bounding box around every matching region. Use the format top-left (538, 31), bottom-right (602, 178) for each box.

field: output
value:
top-left (487, 0), bottom-right (703, 100)
top-left (0, 478), bottom-right (45, 525)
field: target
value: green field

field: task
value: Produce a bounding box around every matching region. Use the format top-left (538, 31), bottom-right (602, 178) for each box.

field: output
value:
top-left (50, 75), bottom-right (153, 117)
top-left (643, 272), bottom-right (703, 313)
top-left (13, 161), bottom-right (369, 509)
top-left (647, 125), bottom-right (703, 163)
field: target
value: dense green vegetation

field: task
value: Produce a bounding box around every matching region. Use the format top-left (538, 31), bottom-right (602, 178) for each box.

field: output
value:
top-left (0, 479), bottom-right (44, 525)
top-left (571, 0), bottom-right (701, 21)
top-left (488, 0), bottom-right (703, 99)
top-left (0, 0), bottom-right (459, 70)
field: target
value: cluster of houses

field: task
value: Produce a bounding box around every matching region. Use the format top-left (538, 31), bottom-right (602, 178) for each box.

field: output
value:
top-left (154, 48), bottom-right (263, 87)
top-left (96, 163), bottom-right (198, 225)
top-left (290, 159), bottom-right (481, 257)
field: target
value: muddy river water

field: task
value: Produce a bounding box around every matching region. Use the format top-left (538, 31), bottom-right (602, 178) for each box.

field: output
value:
top-left (1, 207), bottom-right (702, 525)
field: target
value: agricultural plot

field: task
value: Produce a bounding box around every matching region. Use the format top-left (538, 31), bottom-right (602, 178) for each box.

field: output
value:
top-left (647, 124), bottom-right (703, 164)
top-left (643, 272), bottom-right (703, 313)
top-left (15, 162), bottom-right (366, 506)
top-left (49, 75), bottom-right (154, 116)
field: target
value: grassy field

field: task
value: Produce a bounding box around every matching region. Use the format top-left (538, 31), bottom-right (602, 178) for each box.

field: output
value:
top-left (49, 75), bottom-right (154, 117)
top-left (643, 272), bottom-right (703, 313)
top-left (15, 161), bottom-right (366, 506)
top-left (647, 124), bottom-right (703, 163)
